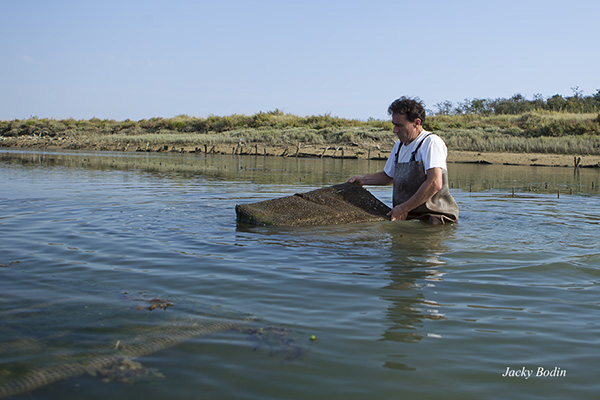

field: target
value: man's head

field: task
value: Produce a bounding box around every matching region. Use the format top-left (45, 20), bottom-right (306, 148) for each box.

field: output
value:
top-left (388, 97), bottom-right (426, 144)
top-left (387, 97), bottom-right (426, 123)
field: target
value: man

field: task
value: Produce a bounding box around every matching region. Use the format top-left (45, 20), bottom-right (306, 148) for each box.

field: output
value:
top-left (348, 97), bottom-right (458, 224)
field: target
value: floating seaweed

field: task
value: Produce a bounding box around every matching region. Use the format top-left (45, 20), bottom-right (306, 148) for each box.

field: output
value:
top-left (236, 326), bottom-right (308, 363)
top-left (137, 298), bottom-right (174, 312)
top-left (0, 294), bottom-right (308, 398)
top-left (91, 357), bottom-right (164, 384)
top-left (0, 317), bottom-right (243, 399)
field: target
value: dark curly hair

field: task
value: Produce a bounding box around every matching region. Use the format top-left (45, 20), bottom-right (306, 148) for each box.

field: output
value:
top-left (387, 97), bottom-right (426, 123)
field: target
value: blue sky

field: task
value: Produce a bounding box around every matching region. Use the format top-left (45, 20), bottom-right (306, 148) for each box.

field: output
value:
top-left (2, 0), bottom-right (599, 121)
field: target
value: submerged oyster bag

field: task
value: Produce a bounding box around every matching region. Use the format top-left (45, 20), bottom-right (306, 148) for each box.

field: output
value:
top-left (235, 182), bottom-right (391, 226)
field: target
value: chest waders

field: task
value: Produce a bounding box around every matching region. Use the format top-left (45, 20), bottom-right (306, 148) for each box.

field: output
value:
top-left (393, 134), bottom-right (459, 224)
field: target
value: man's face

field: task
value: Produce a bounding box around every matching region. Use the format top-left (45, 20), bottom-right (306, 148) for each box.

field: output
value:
top-left (392, 113), bottom-right (421, 144)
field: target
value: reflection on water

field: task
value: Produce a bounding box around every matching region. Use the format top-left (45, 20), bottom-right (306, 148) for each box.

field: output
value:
top-left (450, 162), bottom-right (600, 195)
top-left (1, 149), bottom-right (600, 400)
top-left (378, 223), bottom-right (454, 370)
top-left (2, 148), bottom-right (599, 194)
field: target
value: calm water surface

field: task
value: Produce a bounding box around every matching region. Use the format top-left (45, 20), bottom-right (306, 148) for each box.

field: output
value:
top-left (1, 149), bottom-right (599, 400)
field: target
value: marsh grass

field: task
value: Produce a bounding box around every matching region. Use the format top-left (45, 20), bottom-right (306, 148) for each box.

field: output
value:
top-left (440, 129), bottom-right (600, 155)
top-left (2, 110), bottom-right (599, 155)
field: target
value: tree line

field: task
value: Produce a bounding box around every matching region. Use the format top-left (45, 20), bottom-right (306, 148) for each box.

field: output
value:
top-left (434, 87), bottom-right (600, 115)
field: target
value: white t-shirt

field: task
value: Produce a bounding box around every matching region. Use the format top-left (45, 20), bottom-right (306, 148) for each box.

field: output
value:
top-left (383, 130), bottom-right (448, 178)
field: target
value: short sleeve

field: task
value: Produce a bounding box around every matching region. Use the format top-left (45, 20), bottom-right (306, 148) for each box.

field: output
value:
top-left (420, 135), bottom-right (448, 171)
top-left (383, 140), bottom-right (401, 178)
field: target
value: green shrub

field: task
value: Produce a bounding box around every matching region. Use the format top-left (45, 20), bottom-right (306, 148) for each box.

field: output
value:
top-left (169, 120), bottom-right (187, 130)
top-left (423, 120), bottom-right (441, 131)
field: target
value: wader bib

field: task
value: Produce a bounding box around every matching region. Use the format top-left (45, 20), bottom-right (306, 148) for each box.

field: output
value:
top-left (393, 134), bottom-right (459, 224)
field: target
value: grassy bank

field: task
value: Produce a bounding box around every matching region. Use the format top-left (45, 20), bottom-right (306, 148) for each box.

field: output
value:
top-left (2, 110), bottom-right (600, 156)
top-left (434, 112), bottom-right (600, 155)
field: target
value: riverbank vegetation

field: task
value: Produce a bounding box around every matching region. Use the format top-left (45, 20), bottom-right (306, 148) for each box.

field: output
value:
top-left (2, 89), bottom-right (600, 155)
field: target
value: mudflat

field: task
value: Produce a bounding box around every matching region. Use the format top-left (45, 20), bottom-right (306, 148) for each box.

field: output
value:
top-left (2, 136), bottom-right (599, 168)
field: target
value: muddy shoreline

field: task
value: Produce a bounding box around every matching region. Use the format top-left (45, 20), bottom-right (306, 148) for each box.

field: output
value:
top-left (2, 136), bottom-right (599, 168)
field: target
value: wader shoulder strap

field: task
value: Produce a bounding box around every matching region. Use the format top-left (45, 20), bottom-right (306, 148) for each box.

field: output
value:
top-left (394, 133), bottom-right (433, 163)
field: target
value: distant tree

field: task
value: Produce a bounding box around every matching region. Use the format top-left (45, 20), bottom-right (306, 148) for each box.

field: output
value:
top-left (532, 93), bottom-right (546, 110)
top-left (434, 100), bottom-right (454, 115)
top-left (491, 96), bottom-right (521, 114)
top-left (591, 89), bottom-right (600, 114)
top-left (570, 86), bottom-right (584, 99)
top-left (432, 89), bottom-right (600, 117)
top-left (511, 93), bottom-right (526, 103)
top-left (565, 87), bottom-right (586, 113)
top-left (546, 94), bottom-right (566, 112)
top-left (469, 98), bottom-right (493, 115)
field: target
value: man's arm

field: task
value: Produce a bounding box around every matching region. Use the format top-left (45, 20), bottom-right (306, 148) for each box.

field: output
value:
top-left (347, 171), bottom-right (393, 186)
top-left (387, 167), bottom-right (443, 221)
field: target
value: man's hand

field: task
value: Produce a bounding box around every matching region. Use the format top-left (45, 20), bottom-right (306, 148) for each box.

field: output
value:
top-left (347, 175), bottom-right (364, 186)
top-left (387, 204), bottom-right (409, 221)
top-left (387, 168), bottom-right (443, 221)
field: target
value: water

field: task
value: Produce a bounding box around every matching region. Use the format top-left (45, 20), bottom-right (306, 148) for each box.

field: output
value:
top-left (1, 149), bottom-right (599, 399)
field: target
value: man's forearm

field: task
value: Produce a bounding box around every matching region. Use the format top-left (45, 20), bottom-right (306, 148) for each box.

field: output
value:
top-left (348, 171), bottom-right (393, 186)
